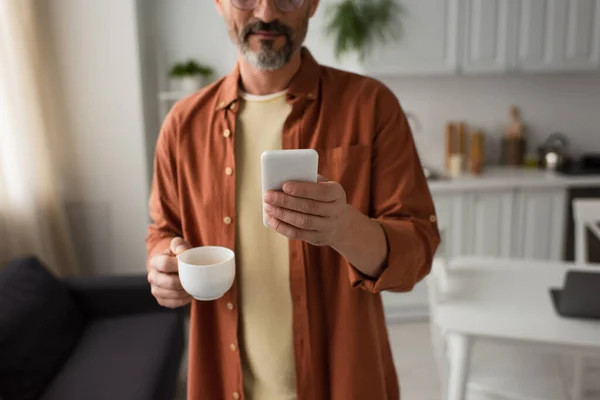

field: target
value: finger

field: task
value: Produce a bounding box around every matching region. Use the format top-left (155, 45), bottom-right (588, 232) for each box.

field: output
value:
top-left (317, 174), bottom-right (329, 183)
top-left (264, 204), bottom-right (327, 231)
top-left (170, 237), bottom-right (191, 255)
top-left (148, 268), bottom-right (185, 290)
top-left (266, 214), bottom-right (323, 244)
top-left (282, 181), bottom-right (340, 202)
top-left (156, 297), bottom-right (192, 309)
top-left (151, 254), bottom-right (179, 274)
top-left (151, 285), bottom-right (192, 300)
top-left (264, 191), bottom-right (335, 217)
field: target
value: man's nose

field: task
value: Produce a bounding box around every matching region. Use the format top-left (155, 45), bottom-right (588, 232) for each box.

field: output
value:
top-left (253, 0), bottom-right (280, 23)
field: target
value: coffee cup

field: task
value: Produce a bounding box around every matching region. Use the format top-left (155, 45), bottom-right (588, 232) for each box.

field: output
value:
top-left (177, 246), bottom-right (235, 301)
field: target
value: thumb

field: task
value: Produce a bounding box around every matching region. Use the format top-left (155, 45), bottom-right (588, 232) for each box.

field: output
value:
top-left (170, 237), bottom-right (191, 256)
top-left (317, 174), bottom-right (329, 183)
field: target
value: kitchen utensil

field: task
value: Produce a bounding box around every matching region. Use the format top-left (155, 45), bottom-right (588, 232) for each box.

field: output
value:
top-left (538, 133), bottom-right (571, 171)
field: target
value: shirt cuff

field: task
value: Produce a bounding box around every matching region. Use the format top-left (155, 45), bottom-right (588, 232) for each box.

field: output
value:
top-left (347, 219), bottom-right (427, 294)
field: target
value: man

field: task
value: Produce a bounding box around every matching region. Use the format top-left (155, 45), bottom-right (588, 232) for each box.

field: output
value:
top-left (146, 0), bottom-right (440, 399)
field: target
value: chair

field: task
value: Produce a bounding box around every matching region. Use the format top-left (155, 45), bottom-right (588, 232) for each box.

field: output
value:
top-left (571, 199), bottom-right (600, 398)
top-left (427, 258), bottom-right (570, 400)
top-left (573, 198), bottom-right (600, 265)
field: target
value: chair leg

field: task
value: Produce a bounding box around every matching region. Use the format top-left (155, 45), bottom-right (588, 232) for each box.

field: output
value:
top-left (446, 333), bottom-right (472, 400)
top-left (572, 355), bottom-right (585, 400)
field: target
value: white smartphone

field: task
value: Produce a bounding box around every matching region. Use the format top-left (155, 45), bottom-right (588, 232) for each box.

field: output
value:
top-left (261, 149), bottom-right (319, 227)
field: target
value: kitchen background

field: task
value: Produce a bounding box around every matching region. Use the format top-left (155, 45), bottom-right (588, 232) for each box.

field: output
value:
top-left (136, 0), bottom-right (600, 175)
top-left (39, 0), bottom-right (600, 303)
top-left (17, 0), bottom-right (599, 398)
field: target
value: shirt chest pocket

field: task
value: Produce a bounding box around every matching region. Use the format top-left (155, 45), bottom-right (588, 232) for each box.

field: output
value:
top-left (317, 145), bottom-right (371, 206)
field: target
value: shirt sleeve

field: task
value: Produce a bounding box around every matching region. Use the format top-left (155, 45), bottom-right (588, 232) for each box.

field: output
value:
top-left (145, 113), bottom-right (183, 270)
top-left (348, 88), bottom-right (441, 293)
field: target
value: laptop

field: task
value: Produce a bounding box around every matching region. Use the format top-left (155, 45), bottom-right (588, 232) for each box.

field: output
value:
top-left (549, 270), bottom-right (600, 320)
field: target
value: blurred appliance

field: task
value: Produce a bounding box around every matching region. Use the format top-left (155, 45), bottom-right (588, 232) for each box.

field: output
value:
top-left (558, 153), bottom-right (600, 176)
top-left (538, 133), bottom-right (572, 171)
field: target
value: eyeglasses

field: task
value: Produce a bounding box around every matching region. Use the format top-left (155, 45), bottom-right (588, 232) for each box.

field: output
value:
top-left (231, 0), bottom-right (305, 12)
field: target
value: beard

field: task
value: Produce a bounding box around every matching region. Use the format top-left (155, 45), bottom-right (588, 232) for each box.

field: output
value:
top-left (235, 18), bottom-right (308, 71)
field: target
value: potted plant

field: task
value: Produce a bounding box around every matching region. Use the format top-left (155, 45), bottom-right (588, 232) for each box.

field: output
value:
top-left (325, 0), bottom-right (403, 61)
top-left (169, 59), bottom-right (215, 93)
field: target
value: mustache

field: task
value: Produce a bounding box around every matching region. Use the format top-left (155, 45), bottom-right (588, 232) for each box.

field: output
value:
top-left (241, 20), bottom-right (292, 41)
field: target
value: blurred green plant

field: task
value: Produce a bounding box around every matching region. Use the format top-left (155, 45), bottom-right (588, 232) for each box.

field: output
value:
top-left (325, 0), bottom-right (403, 61)
top-left (169, 60), bottom-right (214, 79)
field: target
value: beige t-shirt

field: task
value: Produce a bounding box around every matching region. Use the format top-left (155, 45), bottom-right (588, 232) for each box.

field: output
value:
top-left (235, 89), bottom-right (296, 400)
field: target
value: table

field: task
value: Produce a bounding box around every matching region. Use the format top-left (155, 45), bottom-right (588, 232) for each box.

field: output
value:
top-left (434, 257), bottom-right (600, 400)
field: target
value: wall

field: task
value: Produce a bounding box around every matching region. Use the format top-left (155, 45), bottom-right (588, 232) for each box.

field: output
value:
top-left (42, 0), bottom-right (149, 275)
top-left (383, 73), bottom-right (600, 173)
top-left (137, 0), bottom-right (237, 178)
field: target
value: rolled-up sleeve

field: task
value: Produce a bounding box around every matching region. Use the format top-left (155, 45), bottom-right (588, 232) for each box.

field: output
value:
top-left (348, 88), bottom-right (440, 293)
top-left (146, 112), bottom-right (183, 270)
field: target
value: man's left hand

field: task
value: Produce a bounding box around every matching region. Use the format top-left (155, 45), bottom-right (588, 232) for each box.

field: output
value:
top-left (263, 175), bottom-right (351, 247)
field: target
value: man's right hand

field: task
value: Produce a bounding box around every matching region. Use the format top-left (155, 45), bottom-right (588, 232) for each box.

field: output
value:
top-left (148, 237), bottom-right (193, 309)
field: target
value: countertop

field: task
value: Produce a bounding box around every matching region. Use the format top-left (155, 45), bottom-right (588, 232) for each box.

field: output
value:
top-left (427, 167), bottom-right (600, 193)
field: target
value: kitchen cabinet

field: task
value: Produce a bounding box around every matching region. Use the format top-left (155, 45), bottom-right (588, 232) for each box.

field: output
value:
top-left (356, 0), bottom-right (600, 77)
top-left (362, 0), bottom-right (461, 76)
top-left (434, 190), bottom-right (515, 259)
top-left (431, 186), bottom-right (566, 261)
top-left (516, 0), bottom-right (600, 72)
top-left (461, 0), bottom-right (519, 74)
top-left (463, 190), bottom-right (515, 257)
top-left (514, 188), bottom-right (567, 260)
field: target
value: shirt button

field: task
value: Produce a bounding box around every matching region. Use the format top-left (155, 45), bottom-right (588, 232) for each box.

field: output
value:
top-left (429, 215), bottom-right (437, 223)
top-left (223, 129), bottom-right (231, 138)
top-left (233, 392), bottom-right (240, 400)
top-left (224, 216), bottom-right (232, 225)
top-left (230, 343), bottom-right (237, 351)
top-left (227, 302), bottom-right (234, 311)
top-left (225, 167), bottom-right (233, 176)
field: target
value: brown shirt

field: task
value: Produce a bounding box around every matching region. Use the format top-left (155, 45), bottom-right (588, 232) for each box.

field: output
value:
top-left (146, 48), bottom-right (440, 400)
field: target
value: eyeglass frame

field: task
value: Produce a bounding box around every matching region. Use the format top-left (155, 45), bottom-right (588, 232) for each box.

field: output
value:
top-left (230, 0), bottom-right (306, 13)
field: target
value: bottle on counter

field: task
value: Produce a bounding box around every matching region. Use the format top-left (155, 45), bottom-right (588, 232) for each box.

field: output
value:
top-left (470, 131), bottom-right (485, 175)
top-left (501, 105), bottom-right (527, 166)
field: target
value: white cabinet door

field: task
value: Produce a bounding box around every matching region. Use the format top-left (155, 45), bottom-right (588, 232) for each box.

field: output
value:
top-left (362, 0), bottom-right (461, 76)
top-left (516, 0), bottom-right (600, 72)
top-left (432, 193), bottom-right (464, 259)
top-left (463, 190), bottom-right (515, 257)
top-left (514, 188), bottom-right (567, 261)
top-left (563, 0), bottom-right (600, 70)
top-left (462, 0), bottom-right (519, 73)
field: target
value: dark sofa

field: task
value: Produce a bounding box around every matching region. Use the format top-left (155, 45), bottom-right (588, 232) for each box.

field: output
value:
top-left (0, 256), bottom-right (185, 400)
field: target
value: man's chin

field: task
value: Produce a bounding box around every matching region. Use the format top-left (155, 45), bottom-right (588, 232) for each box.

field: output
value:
top-left (242, 49), bottom-right (289, 71)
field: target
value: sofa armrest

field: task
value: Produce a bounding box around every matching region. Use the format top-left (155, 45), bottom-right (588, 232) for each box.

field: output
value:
top-left (62, 275), bottom-right (174, 318)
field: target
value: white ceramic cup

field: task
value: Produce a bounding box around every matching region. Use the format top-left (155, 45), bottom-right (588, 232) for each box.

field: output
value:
top-left (177, 246), bottom-right (235, 301)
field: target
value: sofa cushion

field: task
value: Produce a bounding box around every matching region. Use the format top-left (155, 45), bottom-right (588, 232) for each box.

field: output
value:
top-left (0, 256), bottom-right (85, 400)
top-left (40, 312), bottom-right (184, 400)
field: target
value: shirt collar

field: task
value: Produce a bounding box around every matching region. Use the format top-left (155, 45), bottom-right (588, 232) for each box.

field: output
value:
top-left (216, 47), bottom-right (320, 111)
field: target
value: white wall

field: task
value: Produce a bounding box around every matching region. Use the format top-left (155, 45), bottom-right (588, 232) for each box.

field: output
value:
top-left (137, 0), bottom-right (237, 175)
top-left (384, 73), bottom-right (600, 173)
top-left (42, 0), bottom-right (149, 275)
